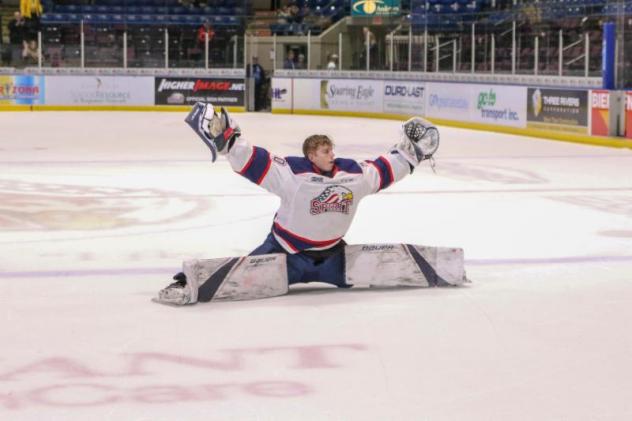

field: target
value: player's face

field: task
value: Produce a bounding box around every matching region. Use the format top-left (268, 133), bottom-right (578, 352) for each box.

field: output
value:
top-left (309, 144), bottom-right (335, 172)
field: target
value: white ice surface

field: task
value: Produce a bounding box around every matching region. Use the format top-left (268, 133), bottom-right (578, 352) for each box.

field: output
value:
top-left (1, 112), bottom-right (632, 420)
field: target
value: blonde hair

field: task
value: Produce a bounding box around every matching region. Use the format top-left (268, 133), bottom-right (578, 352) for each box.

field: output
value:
top-left (302, 135), bottom-right (333, 157)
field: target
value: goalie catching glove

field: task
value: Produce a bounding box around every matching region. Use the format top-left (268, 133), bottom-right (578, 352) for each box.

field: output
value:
top-left (395, 117), bottom-right (440, 167)
top-left (185, 102), bottom-right (241, 162)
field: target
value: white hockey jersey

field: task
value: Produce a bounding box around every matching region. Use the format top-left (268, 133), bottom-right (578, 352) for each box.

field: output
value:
top-left (227, 137), bottom-right (416, 254)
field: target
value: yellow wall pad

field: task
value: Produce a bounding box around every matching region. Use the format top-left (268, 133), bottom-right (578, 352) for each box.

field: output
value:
top-left (0, 105), bottom-right (246, 113)
top-left (272, 108), bottom-right (632, 150)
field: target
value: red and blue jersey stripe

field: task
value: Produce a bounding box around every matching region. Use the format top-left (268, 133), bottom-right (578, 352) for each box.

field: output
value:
top-left (272, 221), bottom-right (342, 252)
top-left (239, 146), bottom-right (272, 185)
top-left (368, 156), bottom-right (395, 191)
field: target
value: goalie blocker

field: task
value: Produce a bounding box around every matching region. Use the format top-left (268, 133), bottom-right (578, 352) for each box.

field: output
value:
top-left (155, 244), bottom-right (469, 305)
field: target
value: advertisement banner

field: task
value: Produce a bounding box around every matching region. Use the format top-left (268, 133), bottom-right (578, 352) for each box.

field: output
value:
top-left (527, 88), bottom-right (589, 133)
top-left (382, 81), bottom-right (425, 116)
top-left (590, 90), bottom-right (609, 136)
top-left (425, 82), bottom-right (472, 122)
top-left (472, 85), bottom-right (526, 127)
top-left (320, 79), bottom-right (382, 113)
top-left (155, 77), bottom-right (244, 106)
top-left (351, 0), bottom-right (401, 16)
top-left (626, 92), bottom-right (632, 139)
top-left (426, 83), bottom-right (526, 127)
top-left (44, 76), bottom-right (153, 105)
top-left (0, 75), bottom-right (45, 105)
top-left (271, 78), bottom-right (293, 110)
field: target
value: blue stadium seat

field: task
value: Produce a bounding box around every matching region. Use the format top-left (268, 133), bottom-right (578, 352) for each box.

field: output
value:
top-left (55, 5), bottom-right (74, 13)
top-left (43, 13), bottom-right (63, 23)
top-left (138, 15), bottom-right (155, 24)
top-left (170, 6), bottom-right (187, 15)
top-left (125, 14), bottom-right (140, 24)
top-left (189, 15), bottom-right (204, 24)
top-left (465, 1), bottom-right (480, 13)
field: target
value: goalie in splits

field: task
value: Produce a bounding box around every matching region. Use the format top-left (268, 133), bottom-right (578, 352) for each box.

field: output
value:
top-left (155, 103), bottom-right (467, 305)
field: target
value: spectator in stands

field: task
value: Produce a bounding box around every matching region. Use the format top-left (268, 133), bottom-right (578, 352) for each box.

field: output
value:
top-left (287, 1), bottom-right (303, 34)
top-left (283, 49), bottom-right (296, 69)
top-left (22, 15), bottom-right (40, 64)
top-left (288, 2), bottom-right (301, 23)
top-left (0, 17), bottom-right (5, 66)
top-left (197, 19), bottom-right (215, 47)
top-left (327, 53), bottom-right (338, 71)
top-left (249, 56), bottom-right (266, 111)
top-left (8, 11), bottom-right (26, 65)
top-left (8, 11), bottom-right (25, 45)
top-left (179, 0), bottom-right (195, 10)
top-left (361, 26), bottom-right (377, 69)
top-left (296, 53), bottom-right (306, 69)
top-left (277, 4), bottom-right (291, 24)
top-left (295, 2), bottom-right (311, 23)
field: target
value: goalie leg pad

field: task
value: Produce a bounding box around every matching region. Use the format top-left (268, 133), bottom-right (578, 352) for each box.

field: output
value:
top-left (344, 244), bottom-right (468, 288)
top-left (184, 253), bottom-right (289, 303)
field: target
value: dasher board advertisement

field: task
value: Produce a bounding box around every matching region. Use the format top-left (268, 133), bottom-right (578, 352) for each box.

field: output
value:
top-left (0, 75), bottom-right (45, 105)
top-left (382, 81), bottom-right (425, 116)
top-left (590, 90), bottom-right (609, 137)
top-left (44, 76), bottom-right (153, 105)
top-left (626, 92), bottom-right (632, 139)
top-left (426, 83), bottom-right (526, 127)
top-left (289, 78), bottom-right (383, 113)
top-left (319, 79), bottom-right (382, 113)
top-left (271, 78), bottom-right (293, 110)
top-left (155, 77), bottom-right (245, 106)
top-left (527, 88), bottom-right (589, 133)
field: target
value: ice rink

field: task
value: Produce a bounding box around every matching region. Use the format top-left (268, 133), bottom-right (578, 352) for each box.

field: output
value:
top-left (1, 111), bottom-right (632, 420)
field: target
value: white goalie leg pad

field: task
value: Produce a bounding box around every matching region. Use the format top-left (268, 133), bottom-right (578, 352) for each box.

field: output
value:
top-left (184, 253), bottom-right (289, 303)
top-left (182, 257), bottom-right (234, 304)
top-left (345, 244), bottom-right (468, 288)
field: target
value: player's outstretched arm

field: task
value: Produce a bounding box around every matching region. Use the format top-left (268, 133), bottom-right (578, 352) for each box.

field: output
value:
top-left (185, 102), bottom-right (241, 162)
top-left (184, 102), bottom-right (290, 198)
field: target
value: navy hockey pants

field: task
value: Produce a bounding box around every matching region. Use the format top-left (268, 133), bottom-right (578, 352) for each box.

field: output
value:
top-left (249, 233), bottom-right (351, 288)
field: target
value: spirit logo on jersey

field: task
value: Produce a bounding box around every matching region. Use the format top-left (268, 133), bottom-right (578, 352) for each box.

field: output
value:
top-left (310, 185), bottom-right (354, 215)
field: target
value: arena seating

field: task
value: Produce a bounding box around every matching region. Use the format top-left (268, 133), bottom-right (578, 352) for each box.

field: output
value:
top-left (30, 0), bottom-right (610, 70)
top-left (40, 0), bottom-right (246, 27)
top-left (37, 0), bottom-right (247, 68)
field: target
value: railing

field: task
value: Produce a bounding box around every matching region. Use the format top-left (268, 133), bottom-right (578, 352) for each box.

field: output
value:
top-left (1, 23), bottom-right (245, 70)
top-left (382, 22), bottom-right (601, 78)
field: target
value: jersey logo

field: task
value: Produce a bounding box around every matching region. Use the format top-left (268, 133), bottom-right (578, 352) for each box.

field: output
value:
top-left (273, 156), bottom-right (286, 165)
top-left (310, 185), bottom-right (354, 215)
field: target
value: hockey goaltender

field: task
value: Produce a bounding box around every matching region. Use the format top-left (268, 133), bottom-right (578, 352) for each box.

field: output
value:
top-left (155, 103), bottom-right (468, 305)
